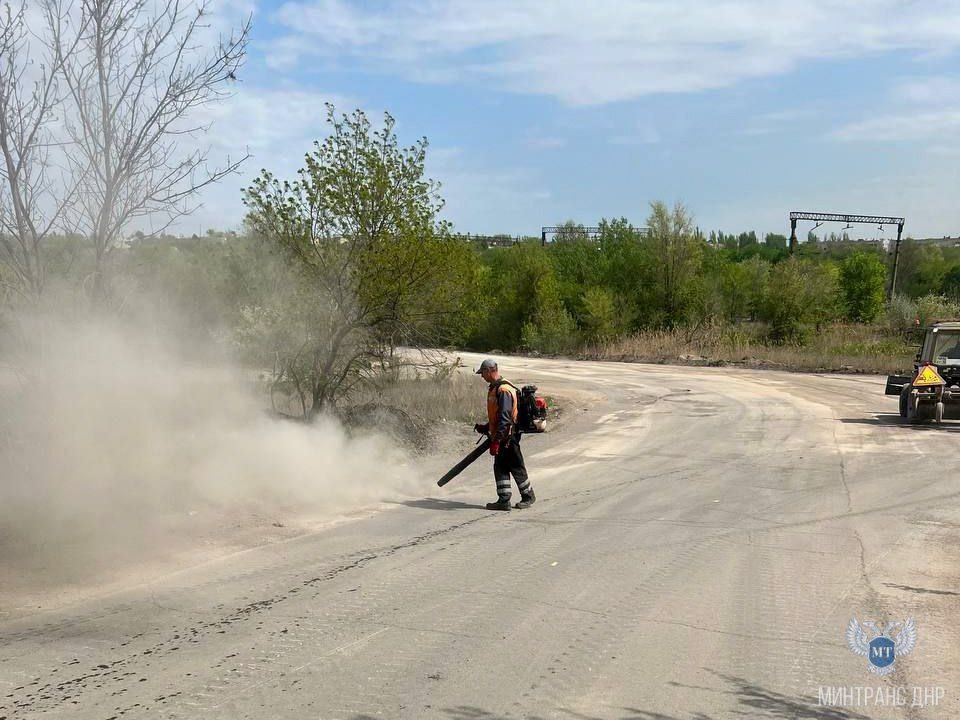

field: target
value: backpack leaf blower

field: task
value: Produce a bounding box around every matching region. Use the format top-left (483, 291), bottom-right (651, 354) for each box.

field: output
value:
top-left (436, 386), bottom-right (548, 487)
top-left (437, 436), bottom-right (491, 487)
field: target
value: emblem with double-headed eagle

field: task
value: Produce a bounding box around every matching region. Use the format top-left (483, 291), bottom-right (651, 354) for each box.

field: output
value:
top-left (847, 618), bottom-right (916, 675)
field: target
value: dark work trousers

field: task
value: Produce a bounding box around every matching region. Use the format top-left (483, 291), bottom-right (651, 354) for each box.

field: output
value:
top-left (493, 435), bottom-right (532, 501)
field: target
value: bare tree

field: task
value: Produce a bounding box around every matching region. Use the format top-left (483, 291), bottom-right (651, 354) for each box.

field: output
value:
top-left (0, 2), bottom-right (78, 301)
top-left (45, 0), bottom-right (250, 297)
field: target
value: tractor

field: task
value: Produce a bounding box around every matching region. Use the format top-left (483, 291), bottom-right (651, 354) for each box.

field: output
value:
top-left (886, 321), bottom-right (960, 423)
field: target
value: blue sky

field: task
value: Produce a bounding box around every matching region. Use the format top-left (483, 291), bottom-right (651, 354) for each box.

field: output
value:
top-left (193, 0), bottom-right (960, 240)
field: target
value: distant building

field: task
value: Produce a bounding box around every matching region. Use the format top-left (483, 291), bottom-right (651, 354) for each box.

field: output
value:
top-left (915, 236), bottom-right (960, 248)
top-left (458, 233), bottom-right (525, 248)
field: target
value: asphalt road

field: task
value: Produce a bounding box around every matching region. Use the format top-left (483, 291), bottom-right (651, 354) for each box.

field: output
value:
top-left (3, 354), bottom-right (959, 719)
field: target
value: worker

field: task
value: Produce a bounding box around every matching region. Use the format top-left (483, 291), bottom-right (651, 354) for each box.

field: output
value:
top-left (474, 359), bottom-right (536, 511)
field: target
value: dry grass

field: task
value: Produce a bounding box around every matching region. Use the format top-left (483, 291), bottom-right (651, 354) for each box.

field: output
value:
top-left (338, 367), bottom-right (483, 455)
top-left (348, 368), bottom-right (480, 424)
top-left (582, 322), bottom-right (915, 375)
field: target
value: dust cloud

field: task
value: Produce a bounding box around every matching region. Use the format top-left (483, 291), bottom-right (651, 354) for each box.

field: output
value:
top-left (0, 315), bottom-right (419, 586)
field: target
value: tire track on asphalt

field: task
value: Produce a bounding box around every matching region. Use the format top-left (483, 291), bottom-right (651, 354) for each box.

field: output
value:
top-left (1, 516), bottom-right (492, 717)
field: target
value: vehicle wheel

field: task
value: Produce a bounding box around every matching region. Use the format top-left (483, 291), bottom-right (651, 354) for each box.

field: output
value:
top-left (935, 401), bottom-right (944, 424)
top-left (907, 392), bottom-right (932, 423)
top-left (906, 390), bottom-right (920, 422)
top-left (900, 386), bottom-right (910, 418)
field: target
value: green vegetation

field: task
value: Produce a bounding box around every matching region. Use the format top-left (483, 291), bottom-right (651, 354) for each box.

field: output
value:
top-left (461, 218), bottom-right (957, 367)
top-left (8, 105), bottom-right (960, 415)
top-left (840, 252), bottom-right (887, 323)
top-left (241, 106), bottom-right (473, 417)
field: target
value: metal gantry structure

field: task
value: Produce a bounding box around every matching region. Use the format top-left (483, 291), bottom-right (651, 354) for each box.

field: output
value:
top-left (788, 211), bottom-right (906, 299)
top-left (540, 225), bottom-right (649, 245)
top-left (541, 226), bottom-right (602, 245)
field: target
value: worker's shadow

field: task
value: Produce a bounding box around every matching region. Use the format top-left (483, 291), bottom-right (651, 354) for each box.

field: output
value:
top-left (396, 497), bottom-right (488, 511)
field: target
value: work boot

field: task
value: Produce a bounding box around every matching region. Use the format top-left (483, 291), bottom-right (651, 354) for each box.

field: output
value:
top-left (485, 498), bottom-right (512, 511)
top-left (514, 491), bottom-right (536, 509)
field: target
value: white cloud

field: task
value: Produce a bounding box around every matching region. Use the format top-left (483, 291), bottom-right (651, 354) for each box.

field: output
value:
top-left (892, 75), bottom-right (960, 105)
top-left (268, 0), bottom-right (960, 106)
top-left (201, 86), bottom-right (355, 157)
top-left (609, 123), bottom-right (661, 145)
top-left (831, 75), bottom-right (960, 142)
top-left (165, 85), bottom-right (357, 234)
top-left (831, 109), bottom-right (960, 142)
top-left (740, 108), bottom-right (815, 136)
top-left (426, 148), bottom-right (550, 233)
top-left (527, 136), bottom-right (566, 149)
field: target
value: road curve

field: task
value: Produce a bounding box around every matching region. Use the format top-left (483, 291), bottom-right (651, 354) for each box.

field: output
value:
top-left (2, 354), bottom-right (959, 719)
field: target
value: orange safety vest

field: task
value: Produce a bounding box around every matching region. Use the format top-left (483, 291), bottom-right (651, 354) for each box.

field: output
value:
top-left (487, 381), bottom-right (519, 438)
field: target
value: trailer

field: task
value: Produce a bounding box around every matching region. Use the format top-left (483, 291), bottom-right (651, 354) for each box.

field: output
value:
top-left (885, 321), bottom-right (960, 423)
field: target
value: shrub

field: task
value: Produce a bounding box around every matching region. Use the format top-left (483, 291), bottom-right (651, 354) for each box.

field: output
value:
top-left (885, 293), bottom-right (918, 332)
top-left (521, 301), bottom-right (578, 354)
top-left (581, 286), bottom-right (632, 343)
top-left (915, 294), bottom-right (960, 326)
top-left (840, 252), bottom-right (887, 322)
top-left (762, 258), bottom-right (839, 344)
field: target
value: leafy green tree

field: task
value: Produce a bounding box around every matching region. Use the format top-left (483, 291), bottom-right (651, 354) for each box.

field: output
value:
top-left (742, 255), bottom-right (771, 320)
top-left (717, 260), bottom-right (750, 321)
top-left (839, 252), bottom-right (887, 322)
top-left (695, 250), bottom-right (726, 321)
top-left (894, 240), bottom-right (946, 297)
top-left (547, 231), bottom-right (603, 323)
top-left (580, 286), bottom-right (633, 343)
top-left (520, 299), bottom-right (578, 354)
top-left (764, 233), bottom-right (788, 250)
top-left (594, 218), bottom-right (646, 325)
top-left (242, 105), bottom-right (471, 417)
top-left (719, 231), bottom-right (738, 250)
top-left (470, 241), bottom-right (578, 352)
top-left (762, 258), bottom-right (839, 343)
top-left (941, 264), bottom-right (960, 299)
top-left (551, 220), bottom-right (589, 243)
top-left (644, 201), bottom-right (703, 328)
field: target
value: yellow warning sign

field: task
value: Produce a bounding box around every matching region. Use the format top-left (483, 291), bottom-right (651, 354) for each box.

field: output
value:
top-left (914, 365), bottom-right (946, 386)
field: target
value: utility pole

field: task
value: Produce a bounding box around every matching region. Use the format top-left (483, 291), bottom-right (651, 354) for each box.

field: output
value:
top-left (888, 221), bottom-right (905, 301)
